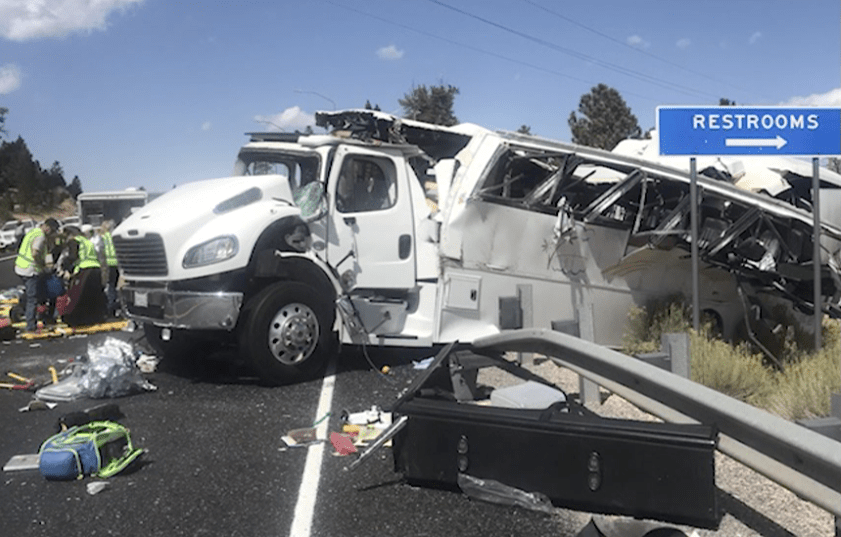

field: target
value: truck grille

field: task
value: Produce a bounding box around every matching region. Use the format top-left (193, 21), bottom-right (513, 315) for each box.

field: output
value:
top-left (113, 234), bottom-right (169, 277)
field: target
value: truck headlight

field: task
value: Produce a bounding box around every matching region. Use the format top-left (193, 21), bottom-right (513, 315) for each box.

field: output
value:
top-left (183, 236), bottom-right (239, 268)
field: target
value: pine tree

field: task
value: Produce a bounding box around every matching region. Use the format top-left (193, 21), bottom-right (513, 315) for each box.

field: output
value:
top-left (568, 84), bottom-right (641, 150)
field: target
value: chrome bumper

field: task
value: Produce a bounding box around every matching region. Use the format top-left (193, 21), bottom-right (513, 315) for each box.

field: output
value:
top-left (120, 286), bottom-right (243, 330)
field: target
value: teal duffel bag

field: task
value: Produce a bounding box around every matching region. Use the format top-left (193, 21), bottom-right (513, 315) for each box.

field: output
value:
top-left (39, 421), bottom-right (144, 480)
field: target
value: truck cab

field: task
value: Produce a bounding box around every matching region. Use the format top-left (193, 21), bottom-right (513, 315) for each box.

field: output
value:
top-left (114, 124), bottom-right (450, 382)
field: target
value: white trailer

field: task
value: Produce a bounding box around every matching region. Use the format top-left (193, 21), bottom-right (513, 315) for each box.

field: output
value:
top-left (77, 189), bottom-right (149, 227)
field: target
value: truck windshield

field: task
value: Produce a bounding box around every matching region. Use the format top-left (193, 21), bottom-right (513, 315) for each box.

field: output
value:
top-left (237, 152), bottom-right (321, 192)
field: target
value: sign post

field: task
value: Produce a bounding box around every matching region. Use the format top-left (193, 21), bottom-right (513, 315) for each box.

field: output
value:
top-left (657, 106), bottom-right (841, 349)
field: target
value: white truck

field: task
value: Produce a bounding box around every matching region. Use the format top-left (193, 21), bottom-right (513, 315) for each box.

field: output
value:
top-left (112, 109), bottom-right (841, 383)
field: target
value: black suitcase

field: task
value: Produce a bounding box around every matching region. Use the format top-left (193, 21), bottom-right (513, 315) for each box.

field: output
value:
top-left (390, 344), bottom-right (720, 529)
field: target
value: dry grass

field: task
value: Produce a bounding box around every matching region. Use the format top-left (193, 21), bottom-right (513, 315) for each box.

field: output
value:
top-left (622, 300), bottom-right (841, 420)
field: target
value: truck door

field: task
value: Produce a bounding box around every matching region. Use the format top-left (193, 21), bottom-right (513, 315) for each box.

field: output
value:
top-left (326, 146), bottom-right (416, 289)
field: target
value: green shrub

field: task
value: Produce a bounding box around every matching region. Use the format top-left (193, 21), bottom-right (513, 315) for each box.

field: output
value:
top-left (623, 296), bottom-right (693, 355)
top-left (690, 334), bottom-right (775, 407)
top-left (765, 345), bottom-right (841, 420)
top-left (622, 299), bottom-right (841, 419)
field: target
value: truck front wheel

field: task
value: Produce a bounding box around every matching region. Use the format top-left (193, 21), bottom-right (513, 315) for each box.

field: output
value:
top-left (240, 281), bottom-right (335, 384)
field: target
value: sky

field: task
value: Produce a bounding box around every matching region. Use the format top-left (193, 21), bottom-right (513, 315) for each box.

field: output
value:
top-left (0, 0), bottom-right (839, 194)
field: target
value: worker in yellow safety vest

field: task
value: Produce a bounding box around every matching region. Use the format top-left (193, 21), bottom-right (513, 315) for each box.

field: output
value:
top-left (59, 225), bottom-right (107, 327)
top-left (14, 218), bottom-right (61, 333)
top-left (93, 220), bottom-right (120, 317)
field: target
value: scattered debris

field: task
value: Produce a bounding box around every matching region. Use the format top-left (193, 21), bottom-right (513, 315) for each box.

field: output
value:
top-left (135, 354), bottom-right (159, 374)
top-left (3, 453), bottom-right (41, 472)
top-left (281, 427), bottom-right (320, 448)
top-left (35, 337), bottom-right (156, 402)
top-left (412, 357), bottom-right (435, 370)
top-left (329, 432), bottom-right (357, 456)
top-left (86, 481), bottom-right (111, 495)
top-left (18, 400), bottom-right (58, 412)
top-left (457, 473), bottom-right (554, 515)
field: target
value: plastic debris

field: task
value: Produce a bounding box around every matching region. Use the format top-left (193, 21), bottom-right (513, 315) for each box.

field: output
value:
top-left (458, 473), bottom-right (555, 514)
top-left (3, 454), bottom-right (40, 472)
top-left (19, 400), bottom-right (58, 412)
top-left (413, 356), bottom-right (435, 369)
top-left (35, 337), bottom-right (156, 402)
top-left (86, 481), bottom-right (111, 495)
top-left (280, 425), bottom-right (326, 450)
top-left (330, 432), bottom-right (357, 456)
top-left (342, 406), bottom-right (387, 426)
top-left (135, 354), bottom-right (159, 374)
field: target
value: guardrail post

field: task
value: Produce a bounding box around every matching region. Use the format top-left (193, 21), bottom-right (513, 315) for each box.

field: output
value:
top-left (516, 284), bottom-right (534, 366)
top-left (661, 332), bottom-right (690, 378)
top-left (578, 303), bottom-right (600, 406)
top-left (634, 332), bottom-right (691, 379)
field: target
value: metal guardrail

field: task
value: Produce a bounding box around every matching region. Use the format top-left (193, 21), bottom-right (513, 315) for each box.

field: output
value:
top-left (473, 328), bottom-right (841, 518)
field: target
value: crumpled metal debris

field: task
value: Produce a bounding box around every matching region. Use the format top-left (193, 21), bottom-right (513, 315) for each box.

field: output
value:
top-left (35, 337), bottom-right (156, 401)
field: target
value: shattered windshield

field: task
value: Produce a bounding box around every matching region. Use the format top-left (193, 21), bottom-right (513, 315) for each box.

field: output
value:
top-left (236, 151), bottom-right (321, 191)
top-left (236, 151), bottom-right (325, 220)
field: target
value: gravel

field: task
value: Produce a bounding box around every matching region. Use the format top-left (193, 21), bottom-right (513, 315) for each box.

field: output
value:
top-left (478, 354), bottom-right (837, 537)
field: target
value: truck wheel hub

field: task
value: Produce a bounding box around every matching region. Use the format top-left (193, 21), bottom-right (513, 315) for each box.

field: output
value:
top-left (268, 303), bottom-right (319, 365)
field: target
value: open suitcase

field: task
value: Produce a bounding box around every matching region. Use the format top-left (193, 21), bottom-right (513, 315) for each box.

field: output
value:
top-left (389, 343), bottom-right (720, 530)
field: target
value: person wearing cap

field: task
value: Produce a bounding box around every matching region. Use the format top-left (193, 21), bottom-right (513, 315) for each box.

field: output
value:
top-left (59, 225), bottom-right (106, 327)
top-left (15, 218), bottom-right (61, 333)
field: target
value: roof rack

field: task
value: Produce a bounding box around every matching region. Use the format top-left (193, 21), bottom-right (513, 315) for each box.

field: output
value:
top-left (246, 132), bottom-right (301, 143)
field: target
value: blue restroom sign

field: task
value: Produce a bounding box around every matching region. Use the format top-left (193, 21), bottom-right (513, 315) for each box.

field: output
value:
top-left (657, 106), bottom-right (841, 156)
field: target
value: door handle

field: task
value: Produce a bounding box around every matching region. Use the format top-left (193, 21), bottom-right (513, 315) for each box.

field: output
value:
top-left (399, 234), bottom-right (411, 259)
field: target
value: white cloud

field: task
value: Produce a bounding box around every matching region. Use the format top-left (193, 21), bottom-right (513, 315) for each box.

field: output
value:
top-left (749, 31), bottom-right (762, 45)
top-left (780, 87), bottom-right (841, 107)
top-left (627, 35), bottom-right (650, 49)
top-left (0, 63), bottom-right (22, 94)
top-left (377, 44), bottom-right (404, 60)
top-left (0, 0), bottom-right (144, 42)
top-left (254, 106), bottom-right (315, 132)
top-left (676, 38), bottom-right (691, 49)
top-left (201, 121), bottom-right (211, 132)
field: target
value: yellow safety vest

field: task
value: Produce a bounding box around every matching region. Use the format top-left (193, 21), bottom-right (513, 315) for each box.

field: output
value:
top-left (102, 232), bottom-right (118, 267)
top-left (74, 235), bottom-right (101, 273)
top-left (15, 228), bottom-right (44, 271)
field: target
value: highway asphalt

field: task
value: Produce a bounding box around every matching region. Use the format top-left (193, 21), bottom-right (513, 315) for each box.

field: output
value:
top-left (0, 327), bottom-right (596, 537)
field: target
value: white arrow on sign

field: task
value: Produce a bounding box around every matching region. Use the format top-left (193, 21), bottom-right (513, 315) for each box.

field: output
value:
top-left (725, 135), bottom-right (788, 149)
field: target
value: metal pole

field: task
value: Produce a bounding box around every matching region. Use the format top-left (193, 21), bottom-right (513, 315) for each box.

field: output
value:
top-left (813, 157), bottom-right (822, 350)
top-left (690, 158), bottom-right (700, 331)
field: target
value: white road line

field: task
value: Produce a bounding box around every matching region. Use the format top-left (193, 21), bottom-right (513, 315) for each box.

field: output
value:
top-left (289, 357), bottom-right (337, 537)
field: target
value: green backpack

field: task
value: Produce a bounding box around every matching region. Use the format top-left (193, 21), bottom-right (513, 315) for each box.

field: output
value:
top-left (39, 421), bottom-right (144, 480)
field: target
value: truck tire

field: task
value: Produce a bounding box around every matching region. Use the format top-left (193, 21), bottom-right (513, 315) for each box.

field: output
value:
top-left (240, 281), bottom-right (335, 384)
